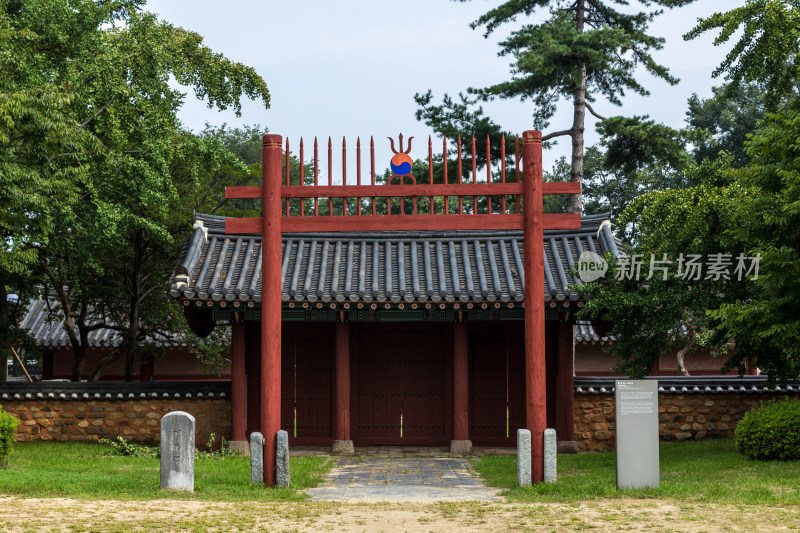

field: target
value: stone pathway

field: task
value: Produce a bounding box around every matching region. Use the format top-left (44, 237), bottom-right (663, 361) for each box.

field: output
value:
top-left (307, 457), bottom-right (503, 503)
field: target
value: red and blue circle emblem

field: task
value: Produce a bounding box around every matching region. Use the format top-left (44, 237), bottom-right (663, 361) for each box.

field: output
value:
top-left (390, 153), bottom-right (413, 175)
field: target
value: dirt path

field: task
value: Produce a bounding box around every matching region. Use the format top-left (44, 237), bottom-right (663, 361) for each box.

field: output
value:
top-left (1, 496), bottom-right (798, 532)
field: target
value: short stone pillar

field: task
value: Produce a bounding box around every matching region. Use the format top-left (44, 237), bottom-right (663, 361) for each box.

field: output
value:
top-left (160, 411), bottom-right (195, 492)
top-left (544, 428), bottom-right (557, 483)
top-left (331, 440), bottom-right (355, 455)
top-left (517, 428), bottom-right (532, 487)
top-left (276, 430), bottom-right (290, 488)
top-left (249, 432), bottom-right (264, 484)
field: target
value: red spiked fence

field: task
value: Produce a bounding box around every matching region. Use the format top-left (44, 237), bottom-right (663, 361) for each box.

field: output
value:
top-left (225, 132), bottom-right (580, 233)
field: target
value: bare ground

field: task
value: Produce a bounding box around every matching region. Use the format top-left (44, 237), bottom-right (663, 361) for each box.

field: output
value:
top-left (1, 497), bottom-right (799, 532)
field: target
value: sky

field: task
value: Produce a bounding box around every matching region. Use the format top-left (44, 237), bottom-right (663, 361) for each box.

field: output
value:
top-left (144, 0), bottom-right (746, 173)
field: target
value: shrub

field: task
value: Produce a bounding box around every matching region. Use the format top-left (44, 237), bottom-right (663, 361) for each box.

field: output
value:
top-left (735, 397), bottom-right (800, 461)
top-left (0, 405), bottom-right (20, 468)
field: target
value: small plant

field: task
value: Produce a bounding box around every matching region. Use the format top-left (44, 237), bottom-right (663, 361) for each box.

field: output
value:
top-left (99, 436), bottom-right (160, 458)
top-left (735, 397), bottom-right (800, 461)
top-left (99, 434), bottom-right (241, 459)
top-left (196, 433), bottom-right (241, 459)
top-left (0, 405), bottom-right (20, 468)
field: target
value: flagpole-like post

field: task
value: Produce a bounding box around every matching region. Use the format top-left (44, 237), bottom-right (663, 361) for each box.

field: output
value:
top-left (522, 129), bottom-right (546, 483)
top-left (261, 134), bottom-right (283, 486)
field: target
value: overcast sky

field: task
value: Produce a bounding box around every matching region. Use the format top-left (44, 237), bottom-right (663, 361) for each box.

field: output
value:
top-left (145, 0), bottom-right (745, 172)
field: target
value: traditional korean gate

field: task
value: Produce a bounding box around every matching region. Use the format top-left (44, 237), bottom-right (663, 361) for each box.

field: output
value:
top-left (354, 323), bottom-right (451, 445)
top-left (469, 322), bottom-right (526, 446)
top-left (281, 323), bottom-right (333, 445)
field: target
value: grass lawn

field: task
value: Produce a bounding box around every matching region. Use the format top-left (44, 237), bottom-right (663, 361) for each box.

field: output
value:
top-left (0, 441), bottom-right (331, 501)
top-left (473, 438), bottom-right (800, 504)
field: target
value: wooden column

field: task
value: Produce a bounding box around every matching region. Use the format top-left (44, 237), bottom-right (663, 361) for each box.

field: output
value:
top-left (231, 320), bottom-right (247, 442)
top-left (334, 318), bottom-right (351, 441)
top-left (522, 129), bottom-right (546, 483)
top-left (261, 134), bottom-right (283, 486)
top-left (453, 319), bottom-right (469, 442)
top-left (557, 320), bottom-right (575, 443)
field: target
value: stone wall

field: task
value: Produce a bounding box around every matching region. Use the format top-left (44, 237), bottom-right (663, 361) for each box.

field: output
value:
top-left (574, 392), bottom-right (796, 452)
top-left (3, 398), bottom-right (231, 447)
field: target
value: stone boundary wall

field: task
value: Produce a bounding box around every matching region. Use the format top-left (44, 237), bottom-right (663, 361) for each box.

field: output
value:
top-left (575, 391), bottom-right (800, 452)
top-left (2, 398), bottom-right (231, 447)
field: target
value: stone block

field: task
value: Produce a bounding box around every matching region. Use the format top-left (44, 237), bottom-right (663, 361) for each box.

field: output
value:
top-left (694, 430), bottom-right (707, 440)
top-left (448, 440), bottom-right (471, 454)
top-left (276, 430), bottom-right (290, 488)
top-left (160, 411), bottom-right (195, 492)
top-left (517, 429), bottom-right (531, 487)
top-left (250, 432), bottom-right (264, 483)
top-left (543, 429), bottom-right (557, 484)
top-left (227, 440), bottom-right (250, 457)
top-left (675, 432), bottom-right (692, 441)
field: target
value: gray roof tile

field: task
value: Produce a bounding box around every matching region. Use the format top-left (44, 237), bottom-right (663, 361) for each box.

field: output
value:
top-left (170, 212), bottom-right (619, 304)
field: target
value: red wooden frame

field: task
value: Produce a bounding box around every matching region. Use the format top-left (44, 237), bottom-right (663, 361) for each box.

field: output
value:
top-left (225, 131), bottom-right (580, 485)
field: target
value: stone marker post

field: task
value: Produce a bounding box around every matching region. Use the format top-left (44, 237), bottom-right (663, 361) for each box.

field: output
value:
top-left (543, 428), bottom-right (557, 483)
top-left (250, 432), bottom-right (264, 484)
top-left (276, 430), bottom-right (290, 488)
top-left (160, 411), bottom-right (195, 492)
top-left (517, 429), bottom-right (532, 487)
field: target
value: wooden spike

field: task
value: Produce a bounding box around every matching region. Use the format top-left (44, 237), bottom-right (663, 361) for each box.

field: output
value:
top-left (501, 134), bottom-right (506, 214)
top-left (314, 137), bottom-right (319, 215)
top-left (370, 136), bottom-right (376, 215)
top-left (342, 136), bottom-right (347, 216)
top-left (356, 137), bottom-right (361, 215)
top-left (428, 135), bottom-right (433, 214)
top-left (300, 138), bottom-right (305, 217)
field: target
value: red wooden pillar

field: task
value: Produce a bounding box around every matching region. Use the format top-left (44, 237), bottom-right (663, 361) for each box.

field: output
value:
top-left (452, 319), bottom-right (470, 448)
top-left (333, 317), bottom-right (353, 451)
top-left (522, 130), bottom-right (546, 483)
top-left (231, 320), bottom-right (247, 443)
top-left (557, 320), bottom-right (576, 446)
top-left (261, 134), bottom-right (283, 486)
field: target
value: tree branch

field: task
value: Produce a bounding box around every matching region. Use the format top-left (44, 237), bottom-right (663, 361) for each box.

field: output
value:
top-left (585, 101), bottom-right (608, 120)
top-left (542, 129), bottom-right (573, 141)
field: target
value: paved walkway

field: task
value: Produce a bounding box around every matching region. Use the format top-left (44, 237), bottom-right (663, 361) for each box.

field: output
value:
top-left (306, 457), bottom-right (503, 503)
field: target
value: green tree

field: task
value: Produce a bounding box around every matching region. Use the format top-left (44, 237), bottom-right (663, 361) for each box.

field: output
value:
top-left (684, 0), bottom-right (800, 110)
top-left (417, 0), bottom-right (697, 213)
top-left (5, 0), bottom-right (270, 381)
top-left (686, 82), bottom-right (768, 167)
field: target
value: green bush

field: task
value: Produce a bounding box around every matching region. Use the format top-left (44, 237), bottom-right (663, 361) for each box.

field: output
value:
top-left (735, 397), bottom-right (800, 461)
top-left (0, 405), bottom-right (20, 468)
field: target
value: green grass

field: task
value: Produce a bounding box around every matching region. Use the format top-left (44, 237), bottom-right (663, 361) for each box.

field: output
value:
top-left (0, 441), bottom-right (332, 501)
top-left (473, 438), bottom-right (800, 504)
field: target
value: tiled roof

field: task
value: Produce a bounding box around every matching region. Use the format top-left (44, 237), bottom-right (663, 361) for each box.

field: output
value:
top-left (574, 376), bottom-right (799, 394)
top-left (575, 320), bottom-right (616, 344)
top-left (19, 298), bottom-right (185, 349)
top-left (0, 381), bottom-right (228, 400)
top-left (169, 213), bottom-right (620, 305)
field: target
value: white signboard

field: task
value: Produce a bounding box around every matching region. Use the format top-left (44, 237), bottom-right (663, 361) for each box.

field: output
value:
top-left (615, 380), bottom-right (659, 489)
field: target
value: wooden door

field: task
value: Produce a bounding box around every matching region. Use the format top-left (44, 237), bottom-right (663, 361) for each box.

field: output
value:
top-left (281, 323), bottom-right (333, 445)
top-left (354, 323), bottom-right (450, 445)
top-left (469, 322), bottom-right (526, 446)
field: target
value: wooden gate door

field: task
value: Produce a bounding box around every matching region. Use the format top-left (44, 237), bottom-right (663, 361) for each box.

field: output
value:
top-left (354, 323), bottom-right (450, 445)
top-left (469, 322), bottom-right (526, 446)
top-left (281, 323), bottom-right (333, 446)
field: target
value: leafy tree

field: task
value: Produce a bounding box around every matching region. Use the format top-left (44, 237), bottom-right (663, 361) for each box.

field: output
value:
top-left (684, 0), bottom-right (800, 110)
top-left (579, 170), bottom-right (760, 377)
top-left (710, 109), bottom-right (800, 381)
top-left (4, 0), bottom-right (270, 381)
top-left (686, 82), bottom-right (768, 167)
top-left (417, 0), bottom-right (697, 213)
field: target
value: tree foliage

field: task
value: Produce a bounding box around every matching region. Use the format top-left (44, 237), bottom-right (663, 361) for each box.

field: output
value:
top-left (1, 0), bottom-right (270, 381)
top-left (684, 0), bottom-right (800, 110)
top-left (417, 0), bottom-right (697, 213)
